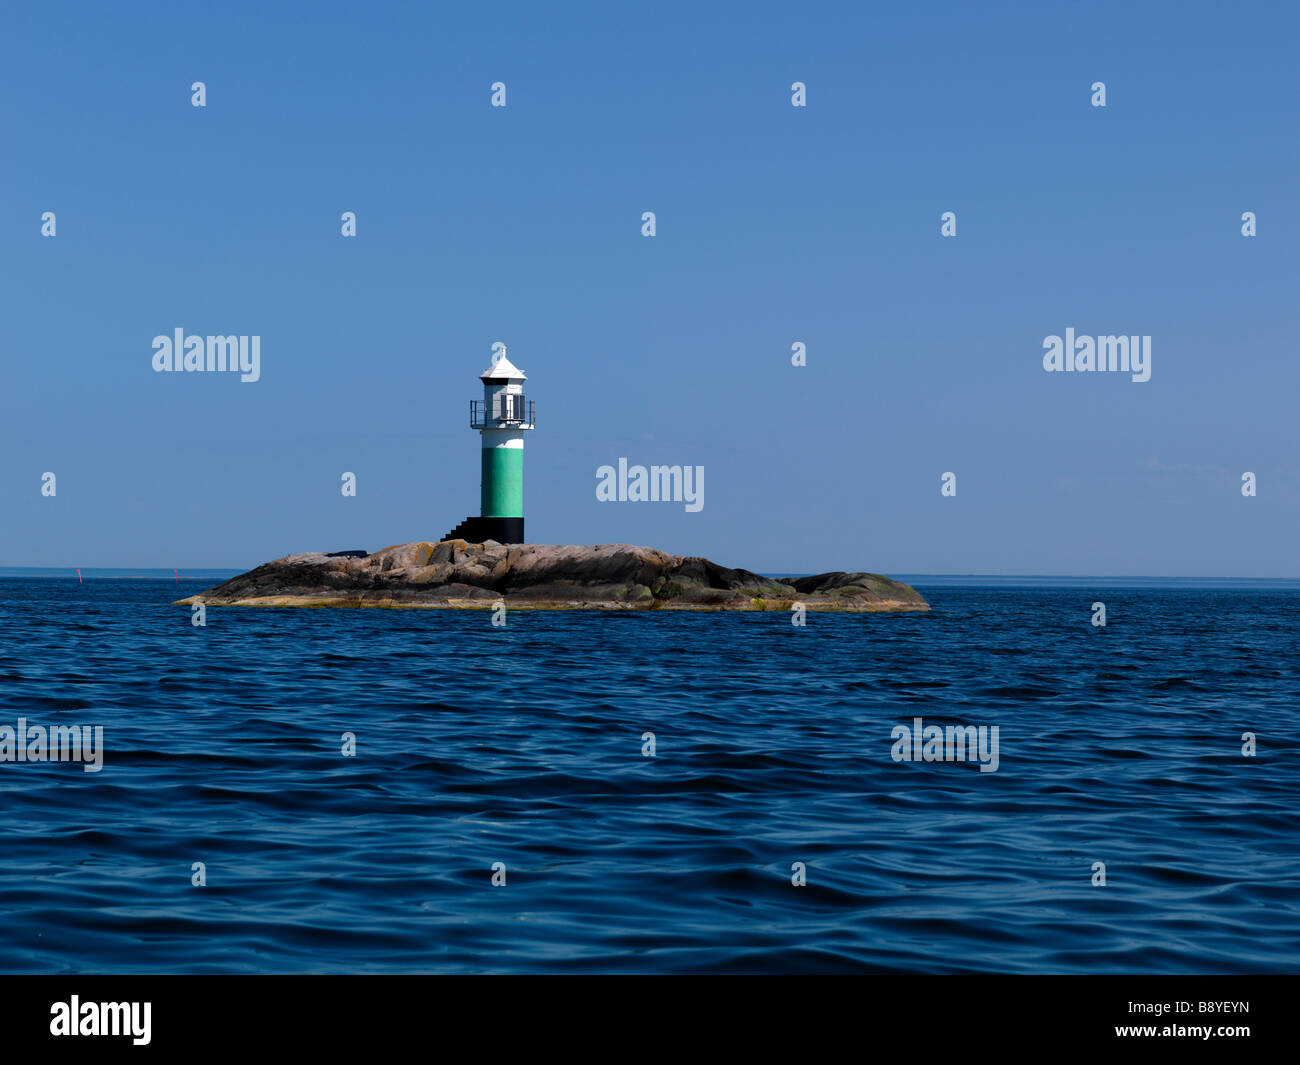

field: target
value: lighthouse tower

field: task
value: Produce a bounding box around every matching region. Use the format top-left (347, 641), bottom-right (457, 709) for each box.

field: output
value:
top-left (441, 348), bottom-right (535, 544)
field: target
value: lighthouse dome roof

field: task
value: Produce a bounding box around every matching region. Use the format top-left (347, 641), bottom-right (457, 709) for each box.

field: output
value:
top-left (480, 349), bottom-right (526, 381)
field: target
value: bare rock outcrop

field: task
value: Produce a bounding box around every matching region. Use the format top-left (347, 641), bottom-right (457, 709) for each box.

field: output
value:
top-left (175, 541), bottom-right (929, 612)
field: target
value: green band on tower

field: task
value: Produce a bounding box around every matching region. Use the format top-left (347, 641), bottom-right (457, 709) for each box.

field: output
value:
top-left (481, 446), bottom-right (523, 517)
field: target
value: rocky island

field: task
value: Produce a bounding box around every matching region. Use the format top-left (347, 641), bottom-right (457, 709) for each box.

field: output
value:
top-left (175, 540), bottom-right (929, 612)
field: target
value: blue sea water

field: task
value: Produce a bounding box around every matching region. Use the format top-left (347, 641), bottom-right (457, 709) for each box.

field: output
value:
top-left (0, 576), bottom-right (1297, 974)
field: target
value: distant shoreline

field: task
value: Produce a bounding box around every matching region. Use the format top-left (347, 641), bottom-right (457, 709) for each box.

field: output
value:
top-left (1, 569), bottom-right (1298, 590)
top-left (0, 570), bottom-right (239, 581)
top-left (893, 575), bottom-right (1300, 589)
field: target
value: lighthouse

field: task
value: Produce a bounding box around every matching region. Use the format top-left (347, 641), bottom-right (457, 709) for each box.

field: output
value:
top-left (441, 348), bottom-right (535, 544)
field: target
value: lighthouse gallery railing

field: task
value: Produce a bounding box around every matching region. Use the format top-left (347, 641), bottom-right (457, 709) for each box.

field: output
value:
top-left (470, 399), bottom-right (535, 429)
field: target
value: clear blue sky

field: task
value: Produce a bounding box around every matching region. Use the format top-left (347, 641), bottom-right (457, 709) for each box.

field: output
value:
top-left (2, 1), bottom-right (1296, 575)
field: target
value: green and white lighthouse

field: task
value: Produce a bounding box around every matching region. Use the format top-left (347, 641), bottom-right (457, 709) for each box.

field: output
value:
top-left (441, 348), bottom-right (534, 544)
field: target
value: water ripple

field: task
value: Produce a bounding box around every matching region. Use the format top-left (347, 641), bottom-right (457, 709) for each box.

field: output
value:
top-left (0, 578), bottom-right (1297, 972)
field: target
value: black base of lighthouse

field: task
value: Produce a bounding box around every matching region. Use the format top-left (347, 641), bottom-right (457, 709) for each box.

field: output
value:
top-left (440, 516), bottom-right (524, 545)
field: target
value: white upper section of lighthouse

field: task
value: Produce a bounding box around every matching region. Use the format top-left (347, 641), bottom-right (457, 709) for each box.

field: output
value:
top-left (480, 347), bottom-right (526, 381)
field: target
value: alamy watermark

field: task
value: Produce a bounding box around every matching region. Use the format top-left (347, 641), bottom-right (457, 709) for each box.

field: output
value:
top-left (50, 996), bottom-right (150, 1045)
top-left (0, 718), bottom-right (104, 772)
top-left (890, 716), bottom-right (999, 773)
top-left (151, 328), bottom-right (260, 382)
top-left (596, 459), bottom-right (704, 512)
top-left (1042, 329), bottom-right (1150, 382)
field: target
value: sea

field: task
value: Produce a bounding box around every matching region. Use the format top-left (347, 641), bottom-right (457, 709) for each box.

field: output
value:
top-left (1, 572), bottom-right (1296, 974)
